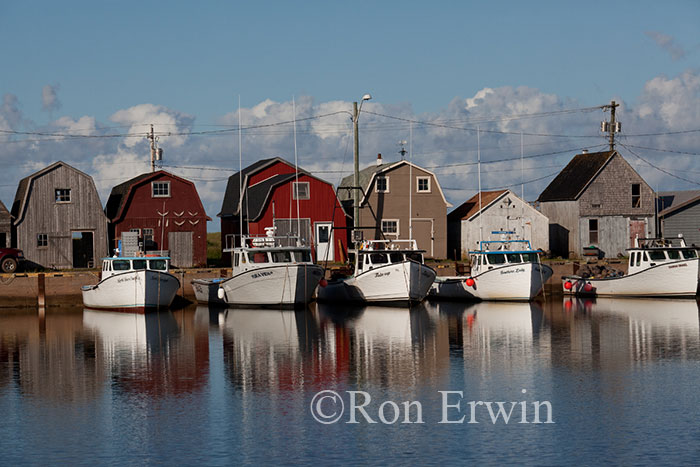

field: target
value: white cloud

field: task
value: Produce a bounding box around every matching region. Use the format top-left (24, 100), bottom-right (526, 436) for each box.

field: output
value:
top-left (41, 84), bottom-right (61, 113)
top-left (645, 31), bottom-right (686, 61)
top-left (110, 104), bottom-right (194, 148)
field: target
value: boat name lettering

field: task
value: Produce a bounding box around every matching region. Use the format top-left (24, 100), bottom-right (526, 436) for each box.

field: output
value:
top-left (252, 271), bottom-right (274, 279)
top-left (668, 264), bottom-right (687, 269)
top-left (117, 276), bottom-right (139, 283)
top-left (500, 268), bottom-right (525, 275)
top-left (374, 271), bottom-right (390, 278)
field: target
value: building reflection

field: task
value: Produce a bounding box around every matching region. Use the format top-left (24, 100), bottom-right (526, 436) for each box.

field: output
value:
top-left (0, 308), bottom-right (102, 403)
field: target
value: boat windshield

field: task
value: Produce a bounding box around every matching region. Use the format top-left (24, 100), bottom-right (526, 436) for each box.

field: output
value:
top-left (521, 253), bottom-right (539, 263)
top-left (667, 250), bottom-right (681, 260)
top-left (506, 253), bottom-right (522, 263)
top-left (133, 259), bottom-right (147, 270)
top-left (250, 252), bottom-right (269, 263)
top-left (370, 253), bottom-right (389, 264)
top-left (270, 251), bottom-right (292, 263)
top-left (648, 251), bottom-right (667, 261)
top-left (487, 254), bottom-right (506, 265)
top-left (406, 252), bottom-right (423, 263)
top-left (112, 260), bottom-right (131, 271)
top-left (681, 249), bottom-right (697, 259)
top-left (390, 252), bottom-right (405, 263)
top-left (149, 259), bottom-right (168, 271)
top-left (293, 250), bottom-right (312, 262)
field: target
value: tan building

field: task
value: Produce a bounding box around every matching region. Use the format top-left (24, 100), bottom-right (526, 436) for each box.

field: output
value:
top-left (339, 154), bottom-right (452, 258)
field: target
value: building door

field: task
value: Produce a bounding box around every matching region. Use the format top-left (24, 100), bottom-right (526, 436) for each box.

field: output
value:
top-left (168, 231), bottom-right (194, 268)
top-left (411, 219), bottom-right (434, 257)
top-left (72, 231), bottom-right (94, 268)
top-left (629, 219), bottom-right (646, 247)
top-left (315, 222), bottom-right (333, 262)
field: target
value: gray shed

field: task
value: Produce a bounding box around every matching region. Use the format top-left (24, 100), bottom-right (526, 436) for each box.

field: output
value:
top-left (11, 161), bottom-right (108, 269)
top-left (658, 190), bottom-right (700, 247)
top-left (0, 200), bottom-right (10, 248)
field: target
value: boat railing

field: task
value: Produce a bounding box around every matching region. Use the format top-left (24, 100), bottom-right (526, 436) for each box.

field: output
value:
top-left (355, 239), bottom-right (420, 251)
top-left (477, 239), bottom-right (534, 252)
top-left (634, 236), bottom-right (688, 249)
top-left (224, 232), bottom-right (307, 251)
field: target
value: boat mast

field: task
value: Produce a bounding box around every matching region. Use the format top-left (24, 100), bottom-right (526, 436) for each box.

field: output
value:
top-left (293, 97), bottom-right (301, 246)
top-left (478, 126), bottom-right (482, 248)
top-left (520, 131), bottom-right (524, 238)
top-left (409, 121), bottom-right (413, 242)
top-left (238, 96), bottom-right (243, 245)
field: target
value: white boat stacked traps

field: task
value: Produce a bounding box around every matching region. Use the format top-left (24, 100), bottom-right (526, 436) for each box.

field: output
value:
top-left (317, 239), bottom-right (437, 305)
top-left (82, 256), bottom-right (181, 313)
top-left (429, 232), bottom-right (553, 301)
top-left (214, 228), bottom-right (324, 308)
top-left (562, 237), bottom-right (699, 298)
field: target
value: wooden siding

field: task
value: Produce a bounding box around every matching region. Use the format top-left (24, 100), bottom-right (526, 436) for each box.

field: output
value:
top-left (248, 160), bottom-right (296, 186)
top-left (579, 215), bottom-right (653, 257)
top-left (111, 172), bottom-right (208, 267)
top-left (0, 201), bottom-right (10, 247)
top-left (455, 192), bottom-right (549, 258)
top-left (16, 164), bottom-right (108, 269)
top-left (169, 231), bottom-right (194, 268)
top-left (662, 200), bottom-right (700, 246)
top-left (539, 200), bottom-right (579, 257)
top-left (358, 164), bottom-right (448, 258)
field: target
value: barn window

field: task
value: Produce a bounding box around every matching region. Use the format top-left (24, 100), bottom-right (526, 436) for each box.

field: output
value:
top-left (55, 189), bottom-right (71, 203)
top-left (293, 182), bottom-right (309, 200)
top-left (416, 176), bottom-right (430, 193)
top-left (376, 176), bottom-right (389, 193)
top-left (143, 228), bottom-right (154, 243)
top-left (589, 219), bottom-right (599, 244)
top-left (632, 184), bottom-right (641, 208)
top-left (37, 233), bottom-right (48, 248)
top-left (152, 181), bottom-right (170, 197)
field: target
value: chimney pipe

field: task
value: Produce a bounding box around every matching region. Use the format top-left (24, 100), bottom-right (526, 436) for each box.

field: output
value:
top-left (376, 153), bottom-right (383, 166)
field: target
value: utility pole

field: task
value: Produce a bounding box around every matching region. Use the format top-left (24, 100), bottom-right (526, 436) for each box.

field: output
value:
top-left (353, 102), bottom-right (360, 231)
top-left (602, 100), bottom-right (621, 152)
top-left (147, 124), bottom-right (163, 172)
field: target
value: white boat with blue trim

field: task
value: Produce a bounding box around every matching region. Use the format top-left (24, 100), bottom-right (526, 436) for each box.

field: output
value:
top-left (562, 237), bottom-right (699, 298)
top-left (429, 232), bottom-right (552, 301)
top-left (82, 256), bottom-right (181, 312)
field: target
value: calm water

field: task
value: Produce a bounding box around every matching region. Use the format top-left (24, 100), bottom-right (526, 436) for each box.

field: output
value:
top-left (1, 297), bottom-right (699, 465)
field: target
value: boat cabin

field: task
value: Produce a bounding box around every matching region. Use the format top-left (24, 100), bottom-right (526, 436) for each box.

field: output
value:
top-left (347, 239), bottom-right (426, 275)
top-left (101, 257), bottom-right (171, 279)
top-left (627, 237), bottom-right (697, 275)
top-left (230, 247), bottom-right (313, 273)
top-left (469, 238), bottom-right (543, 273)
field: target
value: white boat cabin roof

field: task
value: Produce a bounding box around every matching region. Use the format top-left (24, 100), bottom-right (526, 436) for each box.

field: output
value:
top-left (350, 239), bottom-right (424, 254)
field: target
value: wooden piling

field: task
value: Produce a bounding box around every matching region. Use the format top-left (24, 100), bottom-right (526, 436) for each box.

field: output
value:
top-left (37, 273), bottom-right (46, 307)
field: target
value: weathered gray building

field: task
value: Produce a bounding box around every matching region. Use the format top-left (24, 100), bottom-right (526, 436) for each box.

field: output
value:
top-left (0, 200), bottom-right (10, 247)
top-left (11, 161), bottom-right (109, 269)
top-left (339, 154), bottom-right (452, 258)
top-left (447, 189), bottom-right (549, 260)
top-left (537, 150), bottom-right (655, 258)
top-left (658, 190), bottom-right (700, 247)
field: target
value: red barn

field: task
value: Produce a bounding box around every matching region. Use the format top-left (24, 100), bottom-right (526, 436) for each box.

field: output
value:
top-left (218, 157), bottom-right (349, 263)
top-left (105, 170), bottom-right (209, 267)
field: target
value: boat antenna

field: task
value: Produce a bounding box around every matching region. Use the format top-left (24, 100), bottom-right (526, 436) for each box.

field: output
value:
top-left (478, 125), bottom-right (482, 248)
top-left (293, 96), bottom-right (301, 246)
top-left (238, 95), bottom-right (243, 245)
top-left (409, 122), bottom-right (413, 242)
top-left (520, 131), bottom-right (524, 238)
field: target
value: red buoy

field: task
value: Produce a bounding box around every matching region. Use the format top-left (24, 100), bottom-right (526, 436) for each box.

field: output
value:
top-left (465, 277), bottom-right (475, 287)
top-left (564, 281), bottom-right (573, 290)
top-left (583, 283), bottom-right (593, 292)
top-left (319, 278), bottom-right (328, 288)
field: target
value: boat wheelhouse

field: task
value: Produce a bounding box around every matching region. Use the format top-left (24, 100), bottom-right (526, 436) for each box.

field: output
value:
top-left (317, 239), bottom-right (436, 305)
top-left (214, 229), bottom-right (323, 307)
top-left (563, 237), bottom-right (699, 297)
top-left (82, 256), bottom-right (181, 312)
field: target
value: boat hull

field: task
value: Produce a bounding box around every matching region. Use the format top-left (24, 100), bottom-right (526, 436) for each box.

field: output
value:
top-left (218, 264), bottom-right (323, 307)
top-left (81, 270), bottom-right (181, 313)
top-left (318, 261), bottom-right (436, 304)
top-left (192, 278), bottom-right (227, 305)
top-left (429, 262), bottom-right (553, 301)
top-left (562, 258), bottom-right (699, 298)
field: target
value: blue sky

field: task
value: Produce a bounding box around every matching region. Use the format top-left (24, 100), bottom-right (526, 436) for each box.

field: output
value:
top-left (1, 1), bottom-right (699, 225)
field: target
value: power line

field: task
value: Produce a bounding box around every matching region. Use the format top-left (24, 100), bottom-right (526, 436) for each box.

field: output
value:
top-left (618, 143), bottom-right (700, 187)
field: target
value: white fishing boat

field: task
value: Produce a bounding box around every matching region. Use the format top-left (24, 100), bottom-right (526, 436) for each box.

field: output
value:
top-left (429, 233), bottom-right (552, 301)
top-left (317, 239), bottom-right (436, 305)
top-left (191, 277), bottom-right (227, 305)
top-left (216, 230), bottom-right (324, 307)
top-left (562, 237), bottom-right (699, 298)
top-left (82, 256), bottom-right (181, 312)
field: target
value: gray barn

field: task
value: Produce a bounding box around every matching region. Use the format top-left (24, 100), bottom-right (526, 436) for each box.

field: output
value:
top-left (11, 161), bottom-right (108, 269)
top-left (538, 150), bottom-right (655, 258)
top-left (658, 190), bottom-right (700, 247)
top-left (0, 200), bottom-right (10, 248)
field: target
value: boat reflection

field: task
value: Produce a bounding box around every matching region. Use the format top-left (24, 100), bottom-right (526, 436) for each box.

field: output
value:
top-left (83, 308), bottom-right (210, 395)
top-left (561, 297), bottom-right (700, 362)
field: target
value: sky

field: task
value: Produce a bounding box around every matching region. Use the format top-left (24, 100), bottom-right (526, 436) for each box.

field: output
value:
top-left (1, 1), bottom-right (699, 231)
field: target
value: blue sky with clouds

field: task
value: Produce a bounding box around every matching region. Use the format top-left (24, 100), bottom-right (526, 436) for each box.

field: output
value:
top-left (1, 1), bottom-right (699, 226)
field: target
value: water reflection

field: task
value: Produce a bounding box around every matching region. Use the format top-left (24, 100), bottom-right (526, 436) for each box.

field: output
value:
top-left (561, 297), bottom-right (700, 363)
